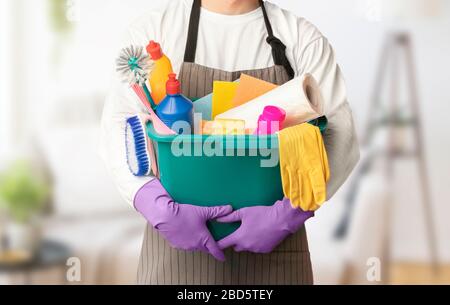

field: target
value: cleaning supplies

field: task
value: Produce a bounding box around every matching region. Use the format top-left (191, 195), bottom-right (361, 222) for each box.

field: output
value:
top-left (216, 74), bottom-right (324, 130)
top-left (201, 120), bottom-right (251, 135)
top-left (131, 84), bottom-right (152, 112)
top-left (125, 115), bottom-right (154, 177)
top-left (201, 119), bottom-right (246, 135)
top-left (146, 120), bottom-right (284, 241)
top-left (278, 123), bottom-right (330, 211)
top-left (200, 120), bottom-right (213, 135)
top-left (128, 76), bottom-right (175, 136)
top-left (211, 81), bottom-right (239, 119)
top-left (147, 41), bottom-right (174, 105)
top-left (232, 74), bottom-right (278, 107)
top-left (116, 45), bottom-right (173, 136)
top-left (193, 93), bottom-right (213, 120)
top-left (116, 45), bottom-right (156, 110)
top-left (213, 119), bottom-right (246, 135)
top-left (256, 106), bottom-right (286, 135)
top-left (156, 73), bottom-right (194, 134)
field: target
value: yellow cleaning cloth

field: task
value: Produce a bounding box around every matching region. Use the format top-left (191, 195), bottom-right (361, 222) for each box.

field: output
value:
top-left (212, 81), bottom-right (239, 119)
top-left (232, 74), bottom-right (278, 107)
top-left (212, 119), bottom-right (246, 135)
top-left (201, 119), bottom-right (246, 135)
top-left (278, 123), bottom-right (330, 211)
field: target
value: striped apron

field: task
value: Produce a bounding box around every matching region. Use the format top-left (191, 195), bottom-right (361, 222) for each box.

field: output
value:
top-left (137, 0), bottom-right (313, 285)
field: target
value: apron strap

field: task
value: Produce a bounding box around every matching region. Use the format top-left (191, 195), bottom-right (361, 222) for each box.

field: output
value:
top-left (184, 0), bottom-right (295, 80)
top-left (259, 0), bottom-right (295, 79)
top-left (184, 0), bottom-right (202, 63)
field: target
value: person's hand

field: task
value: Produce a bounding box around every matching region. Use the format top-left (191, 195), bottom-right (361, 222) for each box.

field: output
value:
top-left (216, 198), bottom-right (314, 253)
top-left (134, 179), bottom-right (233, 261)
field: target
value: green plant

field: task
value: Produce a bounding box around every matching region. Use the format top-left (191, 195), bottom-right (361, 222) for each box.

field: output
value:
top-left (48, 0), bottom-right (73, 34)
top-left (0, 161), bottom-right (49, 223)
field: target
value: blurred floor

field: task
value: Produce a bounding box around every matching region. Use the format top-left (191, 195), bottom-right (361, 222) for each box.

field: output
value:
top-left (390, 263), bottom-right (450, 285)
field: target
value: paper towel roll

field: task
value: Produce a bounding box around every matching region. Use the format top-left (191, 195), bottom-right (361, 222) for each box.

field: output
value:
top-left (216, 74), bottom-right (324, 129)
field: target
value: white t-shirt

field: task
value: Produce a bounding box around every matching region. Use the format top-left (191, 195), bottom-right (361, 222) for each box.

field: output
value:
top-left (100, 0), bottom-right (360, 207)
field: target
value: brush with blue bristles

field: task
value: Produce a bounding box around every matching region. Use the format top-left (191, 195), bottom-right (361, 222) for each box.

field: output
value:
top-left (116, 45), bottom-right (156, 111)
top-left (125, 114), bottom-right (154, 177)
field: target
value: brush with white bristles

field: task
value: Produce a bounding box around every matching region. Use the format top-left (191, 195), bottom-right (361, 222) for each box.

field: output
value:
top-left (116, 45), bottom-right (156, 110)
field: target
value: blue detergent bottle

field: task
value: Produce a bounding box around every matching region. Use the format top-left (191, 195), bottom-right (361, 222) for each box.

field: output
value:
top-left (156, 73), bottom-right (194, 134)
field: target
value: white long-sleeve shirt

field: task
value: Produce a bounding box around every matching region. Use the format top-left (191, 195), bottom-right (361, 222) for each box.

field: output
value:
top-left (99, 0), bottom-right (360, 207)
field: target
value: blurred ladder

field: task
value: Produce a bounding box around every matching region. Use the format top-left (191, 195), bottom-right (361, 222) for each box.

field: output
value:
top-left (364, 32), bottom-right (439, 280)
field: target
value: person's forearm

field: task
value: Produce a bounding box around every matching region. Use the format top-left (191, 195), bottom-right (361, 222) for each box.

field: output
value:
top-left (132, 178), bottom-right (231, 261)
top-left (282, 198), bottom-right (315, 233)
top-left (134, 179), bottom-right (176, 226)
top-left (297, 37), bottom-right (360, 200)
top-left (99, 96), bottom-right (153, 207)
top-left (323, 102), bottom-right (360, 199)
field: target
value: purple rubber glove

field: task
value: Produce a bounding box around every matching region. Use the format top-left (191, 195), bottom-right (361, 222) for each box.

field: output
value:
top-left (216, 198), bottom-right (314, 253)
top-left (134, 179), bottom-right (233, 261)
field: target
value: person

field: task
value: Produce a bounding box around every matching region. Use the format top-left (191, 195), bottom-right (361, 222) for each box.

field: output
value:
top-left (100, 0), bottom-right (360, 285)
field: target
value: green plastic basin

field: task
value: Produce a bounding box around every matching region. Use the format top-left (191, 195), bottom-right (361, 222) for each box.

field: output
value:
top-left (146, 116), bottom-right (327, 241)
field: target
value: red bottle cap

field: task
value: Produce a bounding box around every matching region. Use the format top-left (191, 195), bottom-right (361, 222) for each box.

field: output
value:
top-left (166, 73), bottom-right (181, 95)
top-left (146, 40), bottom-right (163, 60)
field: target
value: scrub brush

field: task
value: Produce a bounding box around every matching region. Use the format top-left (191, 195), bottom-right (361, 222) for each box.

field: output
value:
top-left (116, 45), bottom-right (156, 110)
top-left (125, 114), bottom-right (157, 177)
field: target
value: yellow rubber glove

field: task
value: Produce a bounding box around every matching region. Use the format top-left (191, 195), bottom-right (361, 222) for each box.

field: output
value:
top-left (278, 123), bottom-right (330, 211)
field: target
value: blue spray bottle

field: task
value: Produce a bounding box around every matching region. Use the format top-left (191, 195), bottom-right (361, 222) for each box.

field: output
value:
top-left (156, 73), bottom-right (194, 134)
